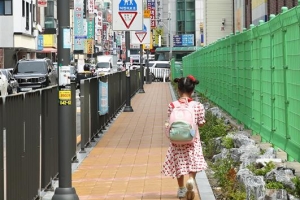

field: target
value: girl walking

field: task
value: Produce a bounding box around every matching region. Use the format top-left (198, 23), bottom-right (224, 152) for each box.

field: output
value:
top-left (162, 75), bottom-right (207, 199)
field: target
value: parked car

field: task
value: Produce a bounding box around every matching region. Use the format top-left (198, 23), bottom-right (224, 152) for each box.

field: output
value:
top-left (0, 69), bottom-right (19, 94)
top-left (146, 61), bottom-right (170, 82)
top-left (69, 66), bottom-right (77, 84)
top-left (0, 70), bottom-right (8, 96)
top-left (13, 58), bottom-right (58, 92)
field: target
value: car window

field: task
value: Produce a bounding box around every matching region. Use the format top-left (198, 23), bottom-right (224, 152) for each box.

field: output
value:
top-left (96, 63), bottom-right (110, 68)
top-left (14, 61), bottom-right (47, 74)
top-left (0, 70), bottom-right (8, 78)
top-left (148, 62), bottom-right (155, 67)
top-left (155, 63), bottom-right (169, 68)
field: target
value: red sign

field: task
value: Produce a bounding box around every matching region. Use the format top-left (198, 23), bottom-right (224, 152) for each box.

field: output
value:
top-left (38, 0), bottom-right (47, 7)
top-left (135, 32), bottom-right (147, 43)
top-left (118, 12), bottom-right (138, 29)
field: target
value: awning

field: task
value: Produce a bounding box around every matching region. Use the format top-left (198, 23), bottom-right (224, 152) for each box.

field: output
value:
top-left (37, 47), bottom-right (57, 53)
top-left (155, 46), bottom-right (201, 52)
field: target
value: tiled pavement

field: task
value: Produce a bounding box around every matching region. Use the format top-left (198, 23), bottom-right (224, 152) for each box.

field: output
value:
top-left (70, 82), bottom-right (213, 200)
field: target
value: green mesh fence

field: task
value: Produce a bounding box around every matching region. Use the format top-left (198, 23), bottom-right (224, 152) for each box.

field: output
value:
top-left (170, 58), bottom-right (183, 79)
top-left (183, 6), bottom-right (300, 162)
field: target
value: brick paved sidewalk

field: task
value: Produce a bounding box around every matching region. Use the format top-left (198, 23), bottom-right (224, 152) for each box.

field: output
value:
top-left (72, 82), bottom-right (202, 200)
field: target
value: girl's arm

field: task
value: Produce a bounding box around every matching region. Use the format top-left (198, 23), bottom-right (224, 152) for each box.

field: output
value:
top-left (196, 103), bottom-right (205, 126)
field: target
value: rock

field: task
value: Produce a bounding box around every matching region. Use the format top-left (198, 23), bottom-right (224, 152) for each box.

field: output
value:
top-left (265, 189), bottom-right (288, 200)
top-left (233, 133), bottom-right (255, 148)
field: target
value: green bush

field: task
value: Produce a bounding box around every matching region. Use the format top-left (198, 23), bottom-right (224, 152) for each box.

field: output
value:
top-left (222, 136), bottom-right (234, 149)
top-left (247, 161), bottom-right (275, 176)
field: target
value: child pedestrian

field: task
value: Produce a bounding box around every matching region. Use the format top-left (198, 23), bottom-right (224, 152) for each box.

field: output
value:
top-left (162, 75), bottom-right (207, 199)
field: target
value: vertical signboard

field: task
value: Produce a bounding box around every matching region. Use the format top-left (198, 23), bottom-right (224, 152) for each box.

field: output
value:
top-left (87, 19), bottom-right (94, 39)
top-left (74, 0), bottom-right (86, 50)
top-left (87, 0), bottom-right (95, 19)
top-left (37, 35), bottom-right (43, 50)
top-left (147, 0), bottom-right (156, 28)
top-left (95, 10), bottom-right (102, 45)
top-left (112, 0), bottom-right (143, 31)
top-left (85, 39), bottom-right (94, 54)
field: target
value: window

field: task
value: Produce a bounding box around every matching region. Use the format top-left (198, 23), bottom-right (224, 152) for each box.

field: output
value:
top-left (26, 2), bottom-right (29, 30)
top-left (33, 4), bottom-right (35, 21)
top-left (185, 11), bottom-right (195, 20)
top-left (45, 0), bottom-right (54, 17)
top-left (22, 0), bottom-right (25, 16)
top-left (186, 2), bottom-right (195, 10)
top-left (185, 21), bottom-right (195, 32)
top-left (0, 0), bottom-right (12, 15)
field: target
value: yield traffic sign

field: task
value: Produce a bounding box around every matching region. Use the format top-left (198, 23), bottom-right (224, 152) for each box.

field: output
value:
top-left (119, 12), bottom-right (138, 29)
top-left (135, 32), bottom-right (147, 43)
top-left (113, 0), bottom-right (143, 31)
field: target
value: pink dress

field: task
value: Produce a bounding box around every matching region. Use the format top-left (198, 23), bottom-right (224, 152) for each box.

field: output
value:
top-left (161, 98), bottom-right (208, 178)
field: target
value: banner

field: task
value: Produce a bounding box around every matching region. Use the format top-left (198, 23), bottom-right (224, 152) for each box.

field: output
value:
top-left (98, 81), bottom-right (108, 115)
top-left (74, 0), bottom-right (86, 50)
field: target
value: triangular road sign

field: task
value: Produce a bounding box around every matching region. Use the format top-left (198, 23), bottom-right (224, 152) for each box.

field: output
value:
top-left (118, 12), bottom-right (137, 29)
top-left (135, 32), bottom-right (147, 43)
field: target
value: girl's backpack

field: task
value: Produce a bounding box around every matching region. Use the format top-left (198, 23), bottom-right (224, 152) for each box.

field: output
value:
top-left (165, 100), bottom-right (198, 144)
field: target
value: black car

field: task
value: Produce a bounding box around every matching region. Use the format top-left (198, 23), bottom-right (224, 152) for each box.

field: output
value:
top-left (13, 58), bottom-right (57, 92)
top-left (0, 69), bottom-right (19, 94)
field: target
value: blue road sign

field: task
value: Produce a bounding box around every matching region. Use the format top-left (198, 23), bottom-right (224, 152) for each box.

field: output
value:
top-left (119, 0), bottom-right (137, 11)
top-left (173, 34), bottom-right (194, 46)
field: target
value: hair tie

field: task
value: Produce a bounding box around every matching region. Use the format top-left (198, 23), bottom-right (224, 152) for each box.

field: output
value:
top-left (187, 75), bottom-right (196, 82)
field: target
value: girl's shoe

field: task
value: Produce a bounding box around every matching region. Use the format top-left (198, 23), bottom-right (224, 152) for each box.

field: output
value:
top-left (185, 178), bottom-right (195, 200)
top-left (177, 187), bottom-right (187, 198)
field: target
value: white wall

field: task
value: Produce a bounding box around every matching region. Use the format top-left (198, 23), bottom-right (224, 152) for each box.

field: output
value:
top-left (0, 0), bottom-right (35, 47)
top-left (13, 0), bottom-right (35, 34)
top-left (204, 0), bottom-right (233, 45)
top-left (0, 17), bottom-right (14, 47)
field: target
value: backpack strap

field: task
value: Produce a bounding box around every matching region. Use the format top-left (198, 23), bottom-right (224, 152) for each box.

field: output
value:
top-left (172, 101), bottom-right (181, 108)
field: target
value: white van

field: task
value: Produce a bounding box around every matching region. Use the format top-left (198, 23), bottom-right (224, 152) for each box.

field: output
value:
top-left (145, 61), bottom-right (170, 82)
top-left (95, 55), bottom-right (117, 76)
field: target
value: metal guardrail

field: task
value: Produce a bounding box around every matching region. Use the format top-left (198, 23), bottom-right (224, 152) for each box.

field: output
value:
top-left (80, 70), bottom-right (140, 152)
top-left (0, 69), bottom-right (141, 199)
top-left (0, 85), bottom-right (76, 199)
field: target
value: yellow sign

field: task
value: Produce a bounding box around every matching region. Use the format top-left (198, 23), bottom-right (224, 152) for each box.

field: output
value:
top-left (59, 90), bottom-right (71, 100)
top-left (85, 39), bottom-right (94, 54)
top-left (144, 9), bottom-right (150, 18)
top-left (60, 100), bottom-right (72, 106)
top-left (43, 34), bottom-right (56, 47)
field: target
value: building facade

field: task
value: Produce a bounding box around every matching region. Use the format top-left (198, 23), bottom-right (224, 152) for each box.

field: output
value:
top-left (0, 0), bottom-right (60, 69)
top-left (0, 0), bottom-right (38, 68)
top-left (241, 0), bottom-right (298, 29)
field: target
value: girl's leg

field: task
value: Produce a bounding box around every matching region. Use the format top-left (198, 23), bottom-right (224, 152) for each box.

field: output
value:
top-left (177, 175), bottom-right (184, 187)
top-left (177, 175), bottom-right (187, 198)
top-left (189, 172), bottom-right (196, 180)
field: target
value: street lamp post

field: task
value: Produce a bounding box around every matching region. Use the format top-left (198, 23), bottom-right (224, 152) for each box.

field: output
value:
top-left (52, 0), bottom-right (79, 199)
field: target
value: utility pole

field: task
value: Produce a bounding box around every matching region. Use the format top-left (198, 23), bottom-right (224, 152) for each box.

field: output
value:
top-left (52, 0), bottom-right (79, 199)
top-left (139, 43), bottom-right (145, 93)
top-left (123, 31), bottom-right (133, 112)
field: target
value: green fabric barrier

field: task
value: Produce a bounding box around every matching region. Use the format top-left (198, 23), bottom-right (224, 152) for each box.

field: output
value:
top-left (182, 6), bottom-right (300, 162)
